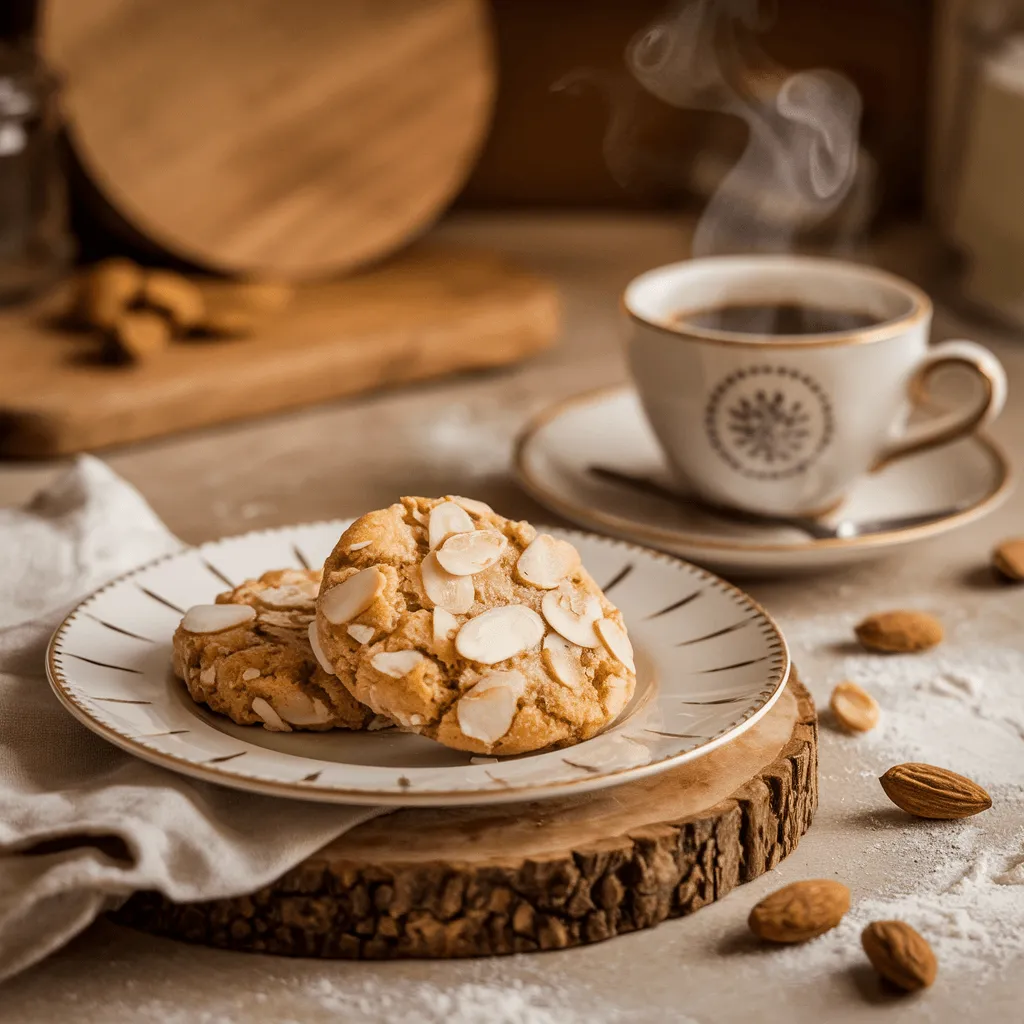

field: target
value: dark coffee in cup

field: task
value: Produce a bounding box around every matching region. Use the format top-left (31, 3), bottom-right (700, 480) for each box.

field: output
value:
top-left (673, 302), bottom-right (880, 336)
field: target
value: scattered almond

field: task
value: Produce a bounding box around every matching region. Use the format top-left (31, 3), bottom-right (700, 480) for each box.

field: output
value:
top-left (879, 762), bottom-right (991, 819)
top-left (992, 538), bottom-right (1024, 581)
top-left (830, 681), bottom-right (879, 733)
top-left (74, 257), bottom-right (143, 329)
top-left (141, 269), bottom-right (205, 332)
top-left (748, 880), bottom-right (850, 943)
top-left (104, 310), bottom-right (172, 363)
top-left (854, 610), bottom-right (943, 653)
top-left (861, 920), bottom-right (937, 992)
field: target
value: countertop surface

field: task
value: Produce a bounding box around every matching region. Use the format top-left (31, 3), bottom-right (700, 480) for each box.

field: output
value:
top-left (1, 215), bottom-right (1023, 1023)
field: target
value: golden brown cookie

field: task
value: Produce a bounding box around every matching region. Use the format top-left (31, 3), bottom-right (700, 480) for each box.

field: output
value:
top-left (173, 568), bottom-right (382, 732)
top-left (314, 497), bottom-right (637, 755)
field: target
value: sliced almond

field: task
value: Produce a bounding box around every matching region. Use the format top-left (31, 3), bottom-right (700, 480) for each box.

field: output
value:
top-left (251, 697), bottom-right (291, 732)
top-left (276, 691), bottom-right (332, 726)
top-left (542, 632), bottom-right (587, 690)
top-left (830, 681), bottom-right (879, 733)
top-left (307, 621), bottom-right (335, 674)
top-left (255, 583), bottom-right (317, 608)
top-left (595, 617), bottom-right (635, 673)
top-left (457, 669), bottom-right (527, 744)
top-left (449, 495), bottom-right (493, 517)
top-left (421, 551), bottom-right (475, 614)
top-left (428, 501), bottom-right (474, 550)
top-left (347, 623), bottom-right (375, 645)
top-left (320, 567), bottom-right (386, 624)
top-left (181, 604), bottom-right (256, 634)
top-left (371, 650), bottom-right (426, 678)
top-left (541, 587), bottom-right (603, 648)
top-left (348, 540), bottom-right (372, 552)
top-left (455, 605), bottom-right (545, 664)
top-left (516, 534), bottom-right (581, 590)
top-left (603, 675), bottom-right (631, 719)
top-left (241, 667), bottom-right (261, 681)
top-left (436, 529), bottom-right (507, 576)
top-left (433, 607), bottom-right (459, 647)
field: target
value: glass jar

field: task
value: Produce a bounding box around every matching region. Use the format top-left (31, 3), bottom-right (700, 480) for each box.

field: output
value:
top-left (0, 43), bottom-right (71, 304)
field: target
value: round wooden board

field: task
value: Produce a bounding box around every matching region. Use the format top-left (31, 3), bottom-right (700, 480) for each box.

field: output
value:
top-left (42, 0), bottom-right (494, 279)
top-left (114, 675), bottom-right (817, 959)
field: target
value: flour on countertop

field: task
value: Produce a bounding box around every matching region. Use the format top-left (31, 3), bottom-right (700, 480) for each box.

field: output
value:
top-left (769, 602), bottom-right (1024, 981)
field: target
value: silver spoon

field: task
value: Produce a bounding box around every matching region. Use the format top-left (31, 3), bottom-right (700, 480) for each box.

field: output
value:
top-left (588, 466), bottom-right (970, 541)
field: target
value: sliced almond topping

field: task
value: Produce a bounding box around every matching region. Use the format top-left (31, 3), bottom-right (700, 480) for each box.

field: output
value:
top-left (307, 621), bottom-right (335, 674)
top-left (595, 618), bottom-right (636, 673)
top-left (433, 607), bottom-right (459, 647)
top-left (457, 669), bottom-right (527, 744)
top-left (541, 587), bottom-right (603, 648)
top-left (255, 580), bottom-right (318, 607)
top-left (455, 606), bottom-right (545, 665)
top-left (516, 534), bottom-right (581, 589)
top-left (428, 501), bottom-right (474, 550)
top-left (371, 650), bottom-right (426, 678)
top-left (421, 551), bottom-right (475, 614)
top-left (276, 691), bottom-right (332, 726)
top-left (181, 603), bottom-right (256, 634)
top-left (436, 529), bottom-right (507, 576)
top-left (347, 623), bottom-right (375, 645)
top-left (251, 697), bottom-right (291, 732)
top-left (241, 667), bottom-right (261, 681)
top-left (449, 495), bottom-right (493, 518)
top-left (320, 567), bottom-right (386, 624)
top-left (348, 540), bottom-right (372, 552)
top-left (603, 675), bottom-right (631, 719)
top-left (199, 665), bottom-right (216, 686)
top-left (542, 633), bottom-right (587, 690)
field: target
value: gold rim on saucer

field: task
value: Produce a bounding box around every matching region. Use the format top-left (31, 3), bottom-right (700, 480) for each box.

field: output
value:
top-left (514, 386), bottom-right (1013, 555)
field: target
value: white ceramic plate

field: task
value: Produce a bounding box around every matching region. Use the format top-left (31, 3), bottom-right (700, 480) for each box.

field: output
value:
top-left (46, 521), bottom-right (789, 807)
top-left (515, 387), bottom-right (1012, 575)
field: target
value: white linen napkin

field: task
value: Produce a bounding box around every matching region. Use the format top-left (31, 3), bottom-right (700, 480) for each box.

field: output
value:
top-left (0, 457), bottom-right (385, 982)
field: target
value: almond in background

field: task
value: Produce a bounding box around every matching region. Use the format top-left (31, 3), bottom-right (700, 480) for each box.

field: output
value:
top-left (879, 763), bottom-right (991, 819)
top-left (862, 920), bottom-right (937, 992)
top-left (855, 611), bottom-right (943, 653)
top-left (992, 538), bottom-right (1024, 581)
top-left (830, 681), bottom-right (879, 733)
top-left (748, 879), bottom-right (850, 943)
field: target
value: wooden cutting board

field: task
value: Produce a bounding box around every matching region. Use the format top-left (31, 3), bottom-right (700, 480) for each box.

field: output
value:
top-left (41, 0), bottom-right (494, 278)
top-left (0, 244), bottom-right (559, 458)
top-left (114, 677), bottom-right (817, 960)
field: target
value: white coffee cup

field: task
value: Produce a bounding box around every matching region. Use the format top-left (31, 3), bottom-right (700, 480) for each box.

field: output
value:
top-left (624, 255), bottom-right (1007, 516)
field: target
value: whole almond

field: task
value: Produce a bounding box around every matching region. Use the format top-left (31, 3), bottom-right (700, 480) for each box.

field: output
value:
top-left (880, 763), bottom-right (991, 819)
top-left (748, 879), bottom-right (850, 943)
top-left (855, 611), bottom-right (943, 653)
top-left (830, 681), bottom-right (879, 733)
top-left (992, 538), bottom-right (1024, 581)
top-left (862, 920), bottom-right (937, 991)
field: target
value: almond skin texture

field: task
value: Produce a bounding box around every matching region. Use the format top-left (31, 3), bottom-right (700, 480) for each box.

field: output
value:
top-left (748, 880), bottom-right (850, 943)
top-left (855, 611), bottom-right (943, 653)
top-left (880, 763), bottom-right (991, 819)
top-left (830, 681), bottom-right (879, 733)
top-left (992, 538), bottom-right (1024, 581)
top-left (861, 921), bottom-right (937, 992)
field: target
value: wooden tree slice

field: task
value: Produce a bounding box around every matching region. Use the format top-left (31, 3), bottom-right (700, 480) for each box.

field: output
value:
top-left (115, 676), bottom-right (817, 958)
top-left (41, 0), bottom-right (494, 278)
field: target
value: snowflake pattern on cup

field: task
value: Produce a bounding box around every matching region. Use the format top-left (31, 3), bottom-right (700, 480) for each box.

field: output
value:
top-left (704, 366), bottom-right (834, 480)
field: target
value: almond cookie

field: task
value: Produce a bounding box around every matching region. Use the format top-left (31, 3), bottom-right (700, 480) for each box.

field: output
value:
top-left (314, 496), bottom-right (637, 755)
top-left (173, 568), bottom-right (382, 732)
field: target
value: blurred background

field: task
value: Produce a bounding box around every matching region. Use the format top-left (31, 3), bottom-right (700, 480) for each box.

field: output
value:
top-left (0, 0), bottom-right (1020, 461)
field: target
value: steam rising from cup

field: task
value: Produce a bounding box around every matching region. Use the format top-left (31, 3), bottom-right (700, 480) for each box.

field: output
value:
top-left (623, 0), bottom-right (866, 256)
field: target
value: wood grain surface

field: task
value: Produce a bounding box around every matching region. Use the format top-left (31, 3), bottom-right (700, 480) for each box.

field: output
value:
top-left (0, 244), bottom-right (559, 457)
top-left (113, 675), bottom-right (817, 960)
top-left (41, 0), bottom-right (495, 278)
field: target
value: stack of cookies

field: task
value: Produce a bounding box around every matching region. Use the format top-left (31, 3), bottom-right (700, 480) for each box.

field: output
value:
top-left (172, 497), bottom-right (637, 755)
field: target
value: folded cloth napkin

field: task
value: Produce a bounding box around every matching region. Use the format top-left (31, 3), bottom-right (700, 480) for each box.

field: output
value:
top-left (0, 457), bottom-right (385, 982)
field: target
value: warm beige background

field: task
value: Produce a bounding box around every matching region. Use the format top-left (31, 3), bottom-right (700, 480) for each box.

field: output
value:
top-left (0, 216), bottom-right (1021, 1022)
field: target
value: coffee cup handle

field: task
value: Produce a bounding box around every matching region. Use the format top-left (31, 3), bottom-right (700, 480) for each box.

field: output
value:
top-left (874, 339), bottom-right (1007, 471)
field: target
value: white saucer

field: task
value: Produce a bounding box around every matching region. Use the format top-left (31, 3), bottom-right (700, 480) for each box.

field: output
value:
top-left (515, 387), bottom-right (1012, 575)
top-left (46, 521), bottom-right (789, 807)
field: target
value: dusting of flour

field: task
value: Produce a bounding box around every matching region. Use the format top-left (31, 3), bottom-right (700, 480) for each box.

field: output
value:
top-left (772, 602), bottom-right (1024, 982)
